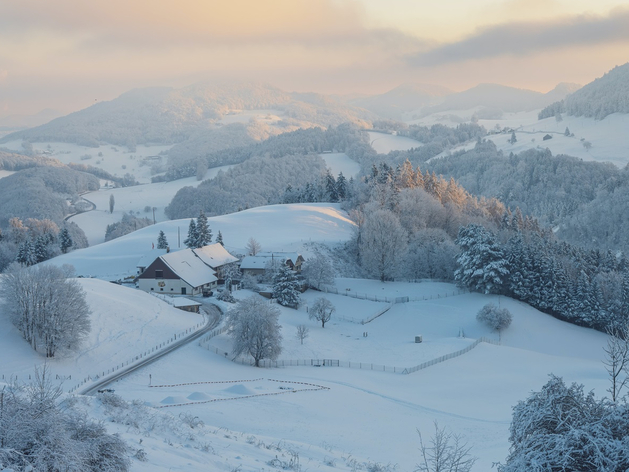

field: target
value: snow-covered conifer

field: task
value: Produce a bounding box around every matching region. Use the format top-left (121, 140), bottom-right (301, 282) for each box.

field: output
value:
top-left (184, 219), bottom-right (198, 248)
top-left (272, 264), bottom-right (301, 309)
top-left (157, 230), bottom-right (168, 249)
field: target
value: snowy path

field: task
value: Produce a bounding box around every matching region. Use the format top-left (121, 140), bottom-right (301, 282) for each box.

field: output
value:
top-left (79, 304), bottom-right (222, 395)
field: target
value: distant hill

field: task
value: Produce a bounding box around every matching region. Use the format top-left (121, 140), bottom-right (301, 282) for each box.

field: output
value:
top-left (563, 63), bottom-right (629, 119)
top-left (539, 63), bottom-right (629, 120)
top-left (0, 109), bottom-right (64, 138)
top-left (349, 83), bottom-right (452, 119)
top-left (544, 82), bottom-right (582, 103)
top-left (1, 82), bottom-right (375, 148)
top-left (421, 83), bottom-right (575, 117)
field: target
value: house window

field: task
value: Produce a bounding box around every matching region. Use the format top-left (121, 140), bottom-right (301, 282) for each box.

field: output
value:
top-left (150, 288), bottom-right (154, 291)
top-left (160, 288), bottom-right (164, 291)
top-left (155, 270), bottom-right (164, 278)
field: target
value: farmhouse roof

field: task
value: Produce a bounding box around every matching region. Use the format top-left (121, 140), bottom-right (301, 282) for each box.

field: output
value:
top-left (193, 243), bottom-right (239, 269)
top-left (161, 249), bottom-right (217, 288)
top-left (240, 252), bottom-right (303, 270)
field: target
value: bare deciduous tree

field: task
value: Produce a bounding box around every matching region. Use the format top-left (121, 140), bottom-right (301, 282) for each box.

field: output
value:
top-left (603, 323), bottom-right (629, 402)
top-left (296, 325), bottom-right (309, 345)
top-left (0, 263), bottom-right (91, 357)
top-left (246, 237), bottom-right (262, 256)
top-left (416, 422), bottom-right (476, 472)
top-left (309, 297), bottom-right (335, 328)
top-left (302, 253), bottom-right (335, 289)
top-left (228, 296), bottom-right (282, 367)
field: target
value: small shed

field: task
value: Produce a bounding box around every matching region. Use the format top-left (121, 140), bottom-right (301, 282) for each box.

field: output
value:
top-left (172, 297), bottom-right (202, 313)
top-left (240, 252), bottom-right (304, 276)
top-left (543, 134), bottom-right (553, 141)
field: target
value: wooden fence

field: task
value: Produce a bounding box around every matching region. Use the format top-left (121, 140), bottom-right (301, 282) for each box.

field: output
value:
top-left (202, 336), bottom-right (500, 375)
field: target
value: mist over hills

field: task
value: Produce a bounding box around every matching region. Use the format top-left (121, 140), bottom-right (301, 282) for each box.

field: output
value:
top-left (1, 82), bottom-right (375, 149)
top-left (420, 82), bottom-right (579, 117)
top-left (348, 83), bottom-right (453, 119)
top-left (0, 109), bottom-right (64, 138)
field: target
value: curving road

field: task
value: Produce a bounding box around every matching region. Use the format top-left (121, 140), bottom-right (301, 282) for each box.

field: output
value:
top-left (79, 303), bottom-right (222, 395)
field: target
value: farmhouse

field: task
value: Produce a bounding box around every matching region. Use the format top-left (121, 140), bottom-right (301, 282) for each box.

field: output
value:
top-left (137, 243), bottom-right (239, 295)
top-left (240, 252), bottom-right (304, 276)
top-left (137, 248), bottom-right (218, 295)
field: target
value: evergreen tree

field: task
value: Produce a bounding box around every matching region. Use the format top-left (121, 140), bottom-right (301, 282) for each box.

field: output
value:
top-left (16, 240), bottom-right (37, 266)
top-left (216, 230), bottom-right (224, 246)
top-left (272, 264), bottom-right (301, 308)
top-left (184, 219), bottom-right (198, 248)
top-left (157, 230), bottom-right (168, 249)
top-left (196, 210), bottom-right (212, 247)
top-left (509, 131), bottom-right (517, 144)
top-left (325, 170), bottom-right (338, 202)
top-left (564, 126), bottom-right (571, 136)
top-left (455, 224), bottom-right (509, 294)
top-left (336, 172), bottom-right (348, 201)
top-left (59, 228), bottom-right (73, 254)
top-left (33, 235), bottom-right (49, 263)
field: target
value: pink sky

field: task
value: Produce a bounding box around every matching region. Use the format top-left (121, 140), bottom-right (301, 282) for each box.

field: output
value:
top-left (1, 0), bottom-right (628, 116)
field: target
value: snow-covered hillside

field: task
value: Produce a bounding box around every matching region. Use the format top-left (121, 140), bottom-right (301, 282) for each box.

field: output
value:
top-left (47, 203), bottom-right (356, 280)
top-left (0, 278), bottom-right (203, 388)
top-left (419, 110), bottom-right (629, 168)
top-left (106, 282), bottom-right (609, 472)
top-left (68, 165), bottom-right (233, 245)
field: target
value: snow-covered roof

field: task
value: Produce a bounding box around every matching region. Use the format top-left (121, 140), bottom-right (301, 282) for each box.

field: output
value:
top-left (160, 249), bottom-right (217, 288)
top-left (240, 252), bottom-right (302, 270)
top-left (193, 244), bottom-right (238, 269)
top-left (172, 297), bottom-right (202, 308)
top-left (137, 249), bottom-right (168, 269)
top-left (151, 293), bottom-right (201, 307)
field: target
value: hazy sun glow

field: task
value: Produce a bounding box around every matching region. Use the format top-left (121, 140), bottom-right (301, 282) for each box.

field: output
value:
top-left (1, 0), bottom-right (628, 116)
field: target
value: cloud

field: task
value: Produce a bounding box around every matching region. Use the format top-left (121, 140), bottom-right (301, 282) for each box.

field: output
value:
top-left (407, 8), bottom-right (629, 67)
top-left (0, 0), bottom-right (394, 49)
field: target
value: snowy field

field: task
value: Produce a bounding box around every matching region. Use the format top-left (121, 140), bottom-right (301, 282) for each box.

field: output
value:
top-left (2, 193), bottom-right (614, 470)
top-left (415, 110), bottom-right (629, 168)
top-left (218, 108), bottom-right (284, 125)
top-left (106, 282), bottom-right (609, 472)
top-left (320, 152), bottom-right (361, 178)
top-left (0, 278), bottom-right (204, 390)
top-left (0, 169), bottom-right (15, 179)
top-left (1, 140), bottom-right (172, 184)
top-left (48, 203), bottom-right (356, 280)
top-left (70, 165), bottom-right (232, 245)
top-left (368, 131), bottom-right (422, 154)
